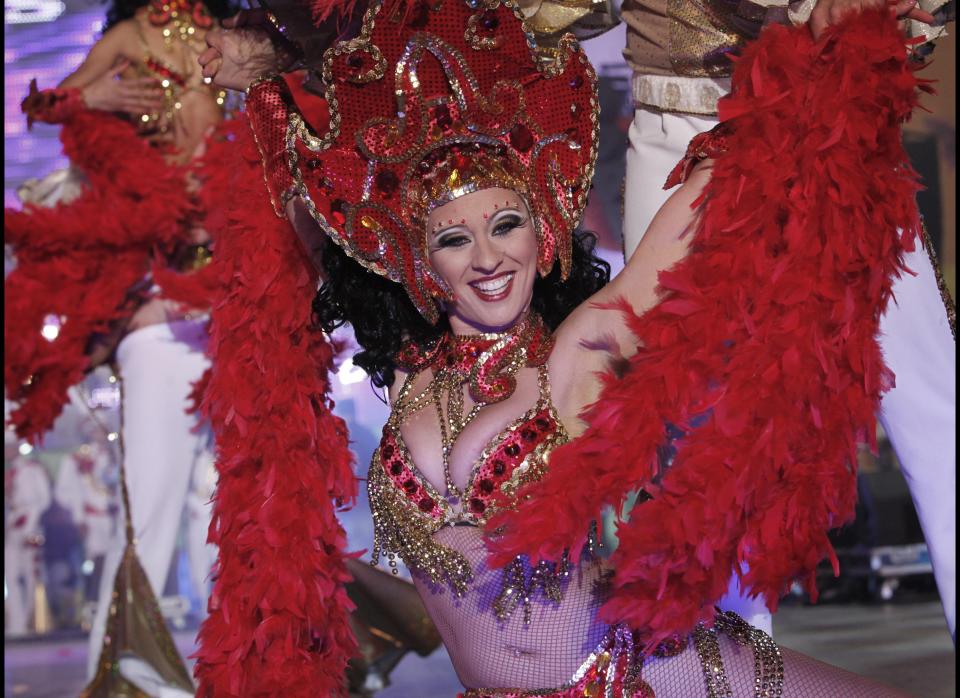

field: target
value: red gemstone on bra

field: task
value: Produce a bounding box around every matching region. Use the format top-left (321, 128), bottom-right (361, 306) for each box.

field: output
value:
top-left (403, 479), bottom-right (418, 493)
top-left (492, 460), bottom-right (506, 475)
top-left (478, 478), bottom-right (494, 494)
top-left (347, 53), bottom-right (363, 69)
top-left (418, 497), bottom-right (435, 512)
top-left (535, 417), bottom-right (551, 430)
top-left (469, 498), bottom-right (486, 513)
top-left (509, 123), bottom-right (534, 153)
top-left (306, 158), bottom-right (321, 170)
top-left (389, 461), bottom-right (403, 476)
top-left (520, 428), bottom-right (536, 442)
top-left (382, 444), bottom-right (395, 459)
top-left (504, 443), bottom-right (520, 457)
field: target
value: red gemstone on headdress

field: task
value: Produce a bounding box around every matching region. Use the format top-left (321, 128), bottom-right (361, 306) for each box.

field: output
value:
top-left (307, 158), bottom-right (322, 170)
top-left (505, 443), bottom-right (520, 457)
top-left (480, 11), bottom-right (498, 30)
top-left (418, 496), bottom-right (435, 512)
top-left (509, 123), bottom-right (534, 152)
top-left (347, 53), bottom-right (363, 69)
top-left (375, 169), bottom-right (399, 195)
top-left (570, 75), bottom-right (583, 89)
top-left (331, 199), bottom-right (347, 225)
top-left (432, 104), bottom-right (452, 129)
top-left (409, 0), bottom-right (430, 27)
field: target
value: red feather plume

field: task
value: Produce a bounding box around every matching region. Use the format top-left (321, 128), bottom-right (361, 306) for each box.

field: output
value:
top-left (486, 9), bottom-right (925, 650)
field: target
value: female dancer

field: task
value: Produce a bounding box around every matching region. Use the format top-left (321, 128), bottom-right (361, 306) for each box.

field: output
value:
top-left (5, 0), bottom-right (236, 691)
top-left (196, 0), bottom-right (929, 694)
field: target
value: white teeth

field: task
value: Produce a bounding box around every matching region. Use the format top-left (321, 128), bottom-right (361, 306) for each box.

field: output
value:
top-left (473, 274), bottom-right (512, 294)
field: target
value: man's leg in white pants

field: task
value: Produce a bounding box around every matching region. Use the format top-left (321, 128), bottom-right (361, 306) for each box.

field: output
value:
top-left (86, 319), bottom-right (210, 678)
top-left (877, 244), bottom-right (956, 640)
top-left (5, 540), bottom-right (32, 636)
top-left (621, 106), bottom-right (772, 633)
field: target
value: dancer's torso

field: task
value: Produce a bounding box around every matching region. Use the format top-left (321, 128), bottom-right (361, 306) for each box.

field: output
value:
top-left (373, 361), bottom-right (611, 689)
top-left (118, 7), bottom-right (225, 163)
top-left (108, 8), bottom-right (222, 332)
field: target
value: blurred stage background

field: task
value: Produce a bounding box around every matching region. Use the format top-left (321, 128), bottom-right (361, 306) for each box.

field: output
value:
top-left (4, 3), bottom-right (956, 696)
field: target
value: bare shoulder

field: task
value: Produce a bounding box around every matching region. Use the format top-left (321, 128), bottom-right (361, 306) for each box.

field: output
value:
top-left (387, 367), bottom-right (411, 406)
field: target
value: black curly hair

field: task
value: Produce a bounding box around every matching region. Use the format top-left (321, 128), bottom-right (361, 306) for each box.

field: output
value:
top-left (102, 0), bottom-right (239, 32)
top-left (312, 230), bottom-right (611, 389)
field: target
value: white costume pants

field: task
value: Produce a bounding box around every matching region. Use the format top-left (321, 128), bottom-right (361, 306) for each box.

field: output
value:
top-left (87, 319), bottom-right (211, 677)
top-left (623, 106), bottom-right (956, 638)
top-left (5, 536), bottom-right (39, 636)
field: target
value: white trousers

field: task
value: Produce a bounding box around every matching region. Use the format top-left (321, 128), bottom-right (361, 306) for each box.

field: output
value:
top-left (5, 536), bottom-right (39, 636)
top-left (87, 319), bottom-right (212, 677)
top-left (623, 107), bottom-right (956, 638)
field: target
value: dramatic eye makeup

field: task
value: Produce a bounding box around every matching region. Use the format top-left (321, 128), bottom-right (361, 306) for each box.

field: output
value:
top-left (429, 204), bottom-right (526, 250)
top-left (491, 211), bottom-right (525, 235)
top-left (435, 231), bottom-right (470, 248)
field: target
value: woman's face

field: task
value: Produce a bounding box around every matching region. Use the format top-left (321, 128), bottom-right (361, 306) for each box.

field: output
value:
top-left (426, 187), bottom-right (538, 333)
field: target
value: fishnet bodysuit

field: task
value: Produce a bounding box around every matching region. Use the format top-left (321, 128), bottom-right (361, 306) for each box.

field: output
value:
top-left (385, 366), bottom-right (912, 696)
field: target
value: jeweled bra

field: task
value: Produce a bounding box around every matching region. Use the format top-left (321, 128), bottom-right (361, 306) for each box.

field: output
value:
top-left (368, 314), bottom-right (598, 622)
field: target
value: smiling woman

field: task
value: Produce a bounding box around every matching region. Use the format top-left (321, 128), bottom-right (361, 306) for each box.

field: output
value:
top-left (193, 0), bottom-right (939, 693)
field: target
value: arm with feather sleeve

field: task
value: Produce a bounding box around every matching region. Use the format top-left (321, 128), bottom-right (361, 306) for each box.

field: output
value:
top-left (485, 8), bottom-right (929, 652)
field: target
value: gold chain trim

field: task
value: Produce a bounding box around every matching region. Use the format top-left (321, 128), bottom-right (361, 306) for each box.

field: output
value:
top-left (920, 221), bottom-right (956, 341)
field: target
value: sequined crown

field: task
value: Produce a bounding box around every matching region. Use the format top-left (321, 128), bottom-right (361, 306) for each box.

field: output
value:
top-left (288, 0), bottom-right (599, 322)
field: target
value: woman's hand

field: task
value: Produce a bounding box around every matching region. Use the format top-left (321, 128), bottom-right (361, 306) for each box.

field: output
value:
top-left (80, 59), bottom-right (164, 115)
top-left (198, 10), bottom-right (297, 91)
top-left (809, 0), bottom-right (935, 39)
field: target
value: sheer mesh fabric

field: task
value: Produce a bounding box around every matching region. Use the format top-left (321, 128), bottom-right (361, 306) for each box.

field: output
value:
top-left (641, 637), bottom-right (913, 697)
top-left (415, 525), bottom-right (913, 696)
top-left (413, 524), bottom-right (610, 690)
top-left (393, 366), bottom-right (909, 696)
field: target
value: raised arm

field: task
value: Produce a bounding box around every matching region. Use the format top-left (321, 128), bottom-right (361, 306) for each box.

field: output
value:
top-left (200, 13), bottom-right (330, 271)
top-left (548, 158), bottom-right (712, 426)
top-left (22, 22), bottom-right (161, 125)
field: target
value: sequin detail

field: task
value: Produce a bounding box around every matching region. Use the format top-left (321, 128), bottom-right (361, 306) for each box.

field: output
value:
top-left (461, 612), bottom-right (784, 697)
top-left (920, 221), bottom-right (956, 341)
top-left (275, 0), bottom-right (600, 321)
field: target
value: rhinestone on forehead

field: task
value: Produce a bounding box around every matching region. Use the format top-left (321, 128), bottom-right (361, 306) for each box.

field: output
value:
top-left (281, 0), bottom-right (600, 322)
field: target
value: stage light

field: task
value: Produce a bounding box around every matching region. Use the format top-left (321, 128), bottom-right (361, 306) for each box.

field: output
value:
top-left (107, 432), bottom-right (119, 442)
top-left (4, 0), bottom-right (66, 24)
top-left (338, 357), bottom-right (366, 386)
top-left (40, 313), bottom-right (62, 341)
top-left (81, 559), bottom-right (95, 575)
top-left (18, 443), bottom-right (33, 455)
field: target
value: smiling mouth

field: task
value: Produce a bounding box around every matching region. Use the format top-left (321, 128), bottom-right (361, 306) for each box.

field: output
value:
top-left (469, 272), bottom-right (514, 301)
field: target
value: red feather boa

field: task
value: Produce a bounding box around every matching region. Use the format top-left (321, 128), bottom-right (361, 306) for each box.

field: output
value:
top-left (486, 10), bottom-right (925, 650)
top-left (190, 118), bottom-right (359, 697)
top-left (4, 111), bottom-right (194, 442)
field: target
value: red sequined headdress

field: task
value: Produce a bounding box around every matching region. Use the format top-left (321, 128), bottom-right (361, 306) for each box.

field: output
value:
top-left (283, 0), bottom-right (599, 321)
